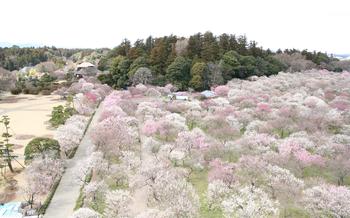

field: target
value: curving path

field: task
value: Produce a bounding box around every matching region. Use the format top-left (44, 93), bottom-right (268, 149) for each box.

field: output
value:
top-left (44, 105), bottom-right (103, 218)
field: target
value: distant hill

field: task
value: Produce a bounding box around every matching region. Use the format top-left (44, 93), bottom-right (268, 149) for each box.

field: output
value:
top-left (335, 54), bottom-right (350, 60)
top-left (0, 42), bottom-right (43, 48)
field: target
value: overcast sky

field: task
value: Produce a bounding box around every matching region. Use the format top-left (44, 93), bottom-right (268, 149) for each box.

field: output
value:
top-left (1, 0), bottom-right (349, 54)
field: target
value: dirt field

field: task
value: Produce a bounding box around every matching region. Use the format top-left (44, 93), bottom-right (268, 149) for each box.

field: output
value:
top-left (0, 93), bottom-right (64, 201)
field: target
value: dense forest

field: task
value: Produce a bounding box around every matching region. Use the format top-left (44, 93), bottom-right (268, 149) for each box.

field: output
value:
top-left (96, 32), bottom-right (339, 90)
top-left (0, 32), bottom-right (342, 91)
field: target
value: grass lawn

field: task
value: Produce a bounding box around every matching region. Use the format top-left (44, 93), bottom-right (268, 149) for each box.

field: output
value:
top-left (189, 169), bottom-right (223, 218)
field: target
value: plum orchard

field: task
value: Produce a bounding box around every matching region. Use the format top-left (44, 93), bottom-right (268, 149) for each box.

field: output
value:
top-left (76, 70), bottom-right (350, 217)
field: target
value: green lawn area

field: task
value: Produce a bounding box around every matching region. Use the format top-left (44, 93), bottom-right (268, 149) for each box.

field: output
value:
top-left (302, 166), bottom-right (350, 186)
top-left (280, 206), bottom-right (310, 218)
top-left (189, 169), bottom-right (223, 218)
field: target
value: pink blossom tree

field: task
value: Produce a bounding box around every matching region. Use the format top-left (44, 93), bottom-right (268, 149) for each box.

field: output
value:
top-left (176, 128), bottom-right (210, 154)
top-left (141, 115), bottom-right (187, 142)
top-left (214, 85), bottom-right (230, 97)
top-left (99, 105), bottom-right (127, 121)
top-left (208, 158), bottom-right (236, 186)
top-left (21, 156), bottom-right (63, 208)
top-left (278, 138), bottom-right (325, 167)
top-left (201, 115), bottom-right (240, 143)
top-left (74, 93), bottom-right (97, 115)
top-left (90, 116), bottom-right (134, 157)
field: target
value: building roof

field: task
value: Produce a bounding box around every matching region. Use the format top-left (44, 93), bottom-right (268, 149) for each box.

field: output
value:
top-left (201, 90), bottom-right (216, 98)
top-left (77, 62), bottom-right (95, 69)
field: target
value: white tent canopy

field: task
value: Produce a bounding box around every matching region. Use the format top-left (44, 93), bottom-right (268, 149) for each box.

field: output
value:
top-left (201, 90), bottom-right (216, 98)
top-left (76, 62), bottom-right (95, 69)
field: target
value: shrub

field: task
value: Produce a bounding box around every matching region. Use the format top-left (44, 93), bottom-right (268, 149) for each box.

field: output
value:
top-left (24, 87), bottom-right (41, 95)
top-left (24, 137), bottom-right (60, 164)
top-left (10, 87), bottom-right (22, 95)
top-left (41, 89), bottom-right (52, 95)
top-left (49, 105), bottom-right (75, 128)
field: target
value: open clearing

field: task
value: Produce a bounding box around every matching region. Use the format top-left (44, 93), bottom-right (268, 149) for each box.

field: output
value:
top-left (0, 93), bottom-right (64, 201)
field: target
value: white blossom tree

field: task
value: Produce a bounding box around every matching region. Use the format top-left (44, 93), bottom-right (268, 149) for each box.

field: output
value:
top-left (302, 184), bottom-right (350, 218)
top-left (132, 67), bottom-right (153, 85)
top-left (104, 190), bottom-right (132, 218)
top-left (71, 207), bottom-right (101, 218)
top-left (221, 185), bottom-right (280, 218)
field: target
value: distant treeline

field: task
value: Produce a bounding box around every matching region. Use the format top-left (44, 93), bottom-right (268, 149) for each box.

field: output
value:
top-left (0, 46), bottom-right (99, 71)
top-left (0, 32), bottom-right (343, 91)
top-left (97, 32), bottom-right (339, 90)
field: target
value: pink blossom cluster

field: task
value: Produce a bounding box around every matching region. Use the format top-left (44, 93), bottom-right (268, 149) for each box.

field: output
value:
top-left (103, 91), bottom-right (123, 108)
top-left (99, 105), bottom-right (127, 122)
top-left (256, 102), bottom-right (271, 113)
top-left (141, 116), bottom-right (186, 141)
top-left (91, 116), bottom-right (134, 155)
top-left (176, 129), bottom-right (211, 152)
top-left (208, 159), bottom-right (235, 185)
top-left (74, 93), bottom-right (97, 115)
top-left (214, 85), bottom-right (230, 97)
top-left (278, 139), bottom-right (325, 167)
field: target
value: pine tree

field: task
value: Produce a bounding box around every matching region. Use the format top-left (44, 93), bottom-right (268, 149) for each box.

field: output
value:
top-left (219, 33), bottom-right (231, 56)
top-left (201, 31), bottom-right (219, 62)
top-left (115, 39), bottom-right (131, 57)
top-left (150, 38), bottom-right (168, 76)
top-left (187, 33), bottom-right (202, 59)
top-left (0, 115), bottom-right (17, 173)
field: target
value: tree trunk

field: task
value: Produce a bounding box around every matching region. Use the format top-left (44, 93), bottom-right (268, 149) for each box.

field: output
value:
top-left (5, 148), bottom-right (14, 173)
top-left (7, 160), bottom-right (14, 173)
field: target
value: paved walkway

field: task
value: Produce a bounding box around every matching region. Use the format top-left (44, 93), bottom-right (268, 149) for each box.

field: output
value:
top-left (44, 105), bottom-right (103, 218)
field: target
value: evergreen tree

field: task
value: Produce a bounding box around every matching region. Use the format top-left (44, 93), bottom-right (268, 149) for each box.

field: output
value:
top-left (145, 36), bottom-right (154, 53)
top-left (128, 56), bottom-right (149, 78)
top-left (237, 35), bottom-right (248, 55)
top-left (229, 34), bottom-right (239, 51)
top-left (166, 56), bottom-right (191, 90)
top-left (219, 33), bottom-right (231, 56)
top-left (235, 55), bottom-right (257, 78)
top-left (219, 51), bottom-right (240, 81)
top-left (248, 41), bottom-right (263, 57)
top-left (115, 39), bottom-right (131, 57)
top-left (189, 62), bottom-right (209, 91)
top-left (110, 56), bottom-right (131, 89)
top-left (187, 33), bottom-right (202, 59)
top-left (201, 31), bottom-right (220, 62)
top-left (0, 115), bottom-right (17, 173)
top-left (128, 39), bottom-right (146, 60)
top-left (150, 38), bottom-right (168, 76)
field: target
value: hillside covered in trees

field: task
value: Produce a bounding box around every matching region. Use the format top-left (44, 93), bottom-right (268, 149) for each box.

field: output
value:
top-left (0, 46), bottom-right (104, 71)
top-left (96, 32), bottom-right (342, 91)
top-left (1, 32), bottom-right (348, 91)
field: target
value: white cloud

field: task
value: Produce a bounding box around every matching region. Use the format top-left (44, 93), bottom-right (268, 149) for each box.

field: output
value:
top-left (0, 0), bottom-right (349, 54)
